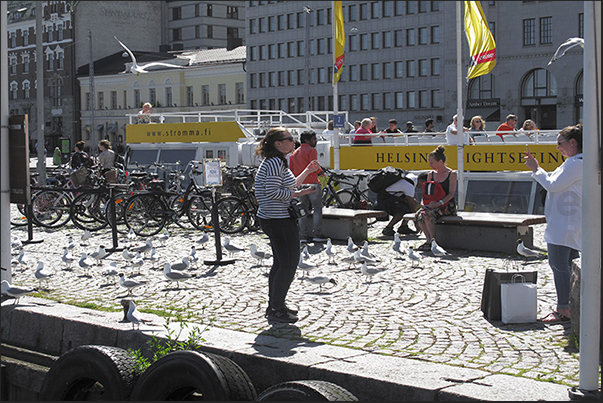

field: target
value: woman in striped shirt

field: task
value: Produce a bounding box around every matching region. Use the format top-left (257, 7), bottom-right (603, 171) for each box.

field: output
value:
top-left (254, 127), bottom-right (321, 323)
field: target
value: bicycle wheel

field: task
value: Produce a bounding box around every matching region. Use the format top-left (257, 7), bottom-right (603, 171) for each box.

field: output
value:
top-left (214, 196), bottom-right (248, 234)
top-left (106, 192), bottom-right (130, 234)
top-left (70, 192), bottom-right (109, 231)
top-left (124, 193), bottom-right (167, 237)
top-left (10, 203), bottom-right (29, 226)
top-left (354, 189), bottom-right (374, 210)
top-left (334, 189), bottom-right (355, 208)
top-left (168, 193), bottom-right (196, 230)
top-left (187, 191), bottom-right (214, 230)
top-left (322, 187), bottom-right (341, 207)
top-left (31, 189), bottom-right (72, 228)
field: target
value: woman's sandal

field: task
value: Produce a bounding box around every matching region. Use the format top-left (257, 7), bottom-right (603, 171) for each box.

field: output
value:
top-left (538, 311), bottom-right (570, 324)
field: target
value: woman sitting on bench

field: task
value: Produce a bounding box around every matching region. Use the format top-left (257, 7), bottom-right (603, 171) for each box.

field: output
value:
top-left (415, 146), bottom-right (457, 251)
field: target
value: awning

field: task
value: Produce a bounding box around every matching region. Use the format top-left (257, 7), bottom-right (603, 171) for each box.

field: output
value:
top-left (96, 124), bottom-right (104, 131)
top-left (464, 107), bottom-right (501, 125)
top-left (106, 123), bottom-right (117, 133)
top-left (82, 125), bottom-right (90, 132)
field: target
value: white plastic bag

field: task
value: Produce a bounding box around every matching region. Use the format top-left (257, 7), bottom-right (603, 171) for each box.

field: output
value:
top-left (501, 274), bottom-right (537, 324)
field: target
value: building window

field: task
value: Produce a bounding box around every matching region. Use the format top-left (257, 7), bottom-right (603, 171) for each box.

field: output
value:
top-left (419, 59), bottom-right (428, 76)
top-left (296, 69), bottom-right (304, 85)
top-left (348, 4), bottom-right (357, 21)
top-left (57, 52), bottom-right (64, 69)
top-left (249, 19), bottom-right (257, 34)
top-left (361, 94), bottom-right (369, 110)
top-left (10, 32), bottom-right (16, 48)
top-left (186, 86), bottom-right (194, 106)
top-left (383, 31), bottom-right (392, 48)
top-left (431, 26), bottom-right (440, 43)
top-left (317, 67), bottom-right (326, 84)
top-left (317, 9), bottom-right (326, 25)
top-left (288, 70), bottom-right (296, 86)
top-left (406, 60), bottom-right (415, 77)
top-left (371, 63), bottom-right (381, 80)
top-left (349, 94), bottom-right (358, 111)
top-left (419, 90), bottom-right (428, 108)
top-left (97, 91), bottom-right (104, 109)
top-left (359, 3), bottom-right (368, 20)
top-left (269, 44), bottom-right (276, 59)
top-left (134, 89), bottom-right (141, 108)
top-left (288, 41), bottom-right (296, 57)
top-left (522, 68), bottom-right (556, 97)
top-left (218, 84), bottom-right (226, 104)
top-left (202, 85), bottom-right (210, 105)
top-left (277, 14), bottom-right (285, 30)
top-left (360, 64), bottom-right (369, 81)
top-left (383, 62), bottom-right (392, 79)
top-left (10, 82), bottom-right (17, 100)
top-left (259, 45), bottom-right (267, 60)
top-left (406, 29), bottom-right (415, 46)
top-left (407, 91), bottom-right (416, 108)
top-left (539, 17), bottom-right (552, 44)
top-left (259, 72), bottom-right (266, 88)
top-left (418, 27), bottom-right (428, 45)
top-left (10, 57), bottom-right (17, 75)
top-left (349, 34), bottom-right (358, 51)
top-left (278, 71), bottom-right (286, 86)
top-left (58, 25), bottom-right (63, 40)
top-left (297, 41), bottom-right (304, 57)
top-left (431, 58), bottom-right (440, 76)
top-left (166, 86), bottom-right (173, 106)
top-left (287, 13), bottom-right (295, 29)
top-left (523, 19), bottom-right (535, 46)
top-left (372, 93), bottom-right (381, 110)
top-left (227, 6), bottom-right (238, 19)
top-left (349, 65), bottom-right (359, 81)
top-left (407, 1), bottom-right (417, 14)
top-left (23, 30), bottom-right (29, 46)
top-left (207, 26), bottom-right (213, 39)
top-left (149, 87), bottom-right (156, 105)
top-left (259, 17), bottom-right (266, 33)
top-left (236, 82), bottom-right (244, 104)
top-left (48, 26), bottom-right (54, 42)
top-left (371, 32), bottom-right (380, 49)
top-left (207, 4), bottom-right (212, 17)
top-left (317, 38), bottom-right (326, 54)
top-left (431, 89), bottom-right (440, 108)
top-left (371, 2), bottom-right (380, 18)
top-left (123, 90), bottom-right (127, 108)
top-left (172, 7), bottom-right (181, 20)
top-left (395, 30), bottom-right (404, 47)
top-left (395, 92), bottom-right (404, 109)
top-left (383, 92), bottom-right (392, 109)
top-left (23, 81), bottom-right (31, 99)
top-left (23, 55), bottom-right (29, 73)
top-left (47, 53), bottom-right (54, 70)
top-left (173, 28), bottom-right (182, 41)
top-left (468, 75), bottom-right (494, 99)
top-left (278, 43), bottom-right (286, 58)
top-left (432, 1), bottom-right (441, 12)
top-left (111, 91), bottom-right (117, 109)
top-left (578, 13), bottom-right (584, 38)
top-left (395, 61), bottom-right (404, 78)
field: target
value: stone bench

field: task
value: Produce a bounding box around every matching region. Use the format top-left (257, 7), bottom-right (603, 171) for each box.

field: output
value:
top-left (402, 211), bottom-right (547, 254)
top-left (307, 207), bottom-right (388, 243)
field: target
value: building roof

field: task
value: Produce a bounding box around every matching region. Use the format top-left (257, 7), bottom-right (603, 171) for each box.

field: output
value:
top-left (175, 46), bottom-right (246, 65)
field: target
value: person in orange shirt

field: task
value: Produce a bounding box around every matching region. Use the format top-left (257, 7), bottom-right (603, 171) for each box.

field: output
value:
top-left (496, 114), bottom-right (518, 141)
top-left (289, 130), bottom-right (327, 242)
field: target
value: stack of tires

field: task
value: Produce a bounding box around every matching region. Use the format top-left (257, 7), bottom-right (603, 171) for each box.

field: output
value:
top-left (39, 345), bottom-right (358, 401)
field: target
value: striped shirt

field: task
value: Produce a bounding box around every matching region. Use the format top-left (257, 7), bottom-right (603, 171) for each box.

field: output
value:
top-left (255, 157), bottom-right (296, 219)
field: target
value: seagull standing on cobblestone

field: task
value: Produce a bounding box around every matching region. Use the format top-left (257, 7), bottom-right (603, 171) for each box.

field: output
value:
top-left (15, 249), bottom-right (31, 270)
top-left (131, 252), bottom-right (144, 274)
top-left (163, 263), bottom-right (193, 288)
top-left (101, 262), bottom-right (119, 284)
top-left (301, 245), bottom-right (311, 260)
top-left (11, 236), bottom-right (23, 252)
top-left (131, 239), bottom-right (153, 256)
top-left (89, 245), bottom-right (107, 265)
top-left (249, 243), bottom-right (271, 267)
top-left (66, 236), bottom-right (76, 251)
top-left (392, 240), bottom-right (404, 259)
top-left (149, 247), bottom-right (160, 268)
top-left (325, 238), bottom-right (337, 264)
top-left (1, 280), bottom-right (35, 304)
top-left (224, 237), bottom-right (244, 258)
top-left (517, 240), bottom-right (540, 258)
top-left (304, 276), bottom-right (337, 291)
top-left (118, 273), bottom-right (145, 295)
top-left (297, 255), bottom-right (317, 278)
top-left (407, 246), bottom-right (421, 267)
top-left (126, 300), bottom-right (143, 330)
top-left (80, 229), bottom-right (92, 246)
top-left (360, 241), bottom-right (378, 261)
top-left (431, 239), bottom-right (450, 257)
top-left (79, 252), bottom-right (95, 276)
top-left (360, 262), bottom-right (385, 283)
top-left (34, 261), bottom-right (53, 288)
top-left (61, 247), bottom-right (75, 270)
top-left (156, 229), bottom-right (170, 246)
top-left (347, 237), bottom-right (358, 253)
top-left (196, 231), bottom-right (209, 249)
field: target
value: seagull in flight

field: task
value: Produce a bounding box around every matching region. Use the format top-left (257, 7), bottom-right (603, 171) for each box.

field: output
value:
top-left (115, 36), bottom-right (186, 75)
top-left (548, 37), bottom-right (584, 65)
top-left (1, 280), bottom-right (35, 304)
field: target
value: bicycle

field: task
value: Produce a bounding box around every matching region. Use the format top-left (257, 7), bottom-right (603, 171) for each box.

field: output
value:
top-left (213, 175), bottom-right (260, 234)
top-left (321, 168), bottom-right (374, 210)
top-left (123, 161), bottom-right (214, 236)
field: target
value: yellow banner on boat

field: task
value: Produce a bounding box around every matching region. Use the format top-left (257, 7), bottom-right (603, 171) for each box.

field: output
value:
top-left (335, 144), bottom-right (564, 172)
top-left (126, 121), bottom-right (245, 144)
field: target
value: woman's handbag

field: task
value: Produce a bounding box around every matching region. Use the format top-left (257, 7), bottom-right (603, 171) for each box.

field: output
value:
top-left (288, 198), bottom-right (310, 219)
top-left (481, 268), bottom-right (538, 321)
top-left (71, 166), bottom-right (91, 186)
top-left (501, 274), bottom-right (537, 324)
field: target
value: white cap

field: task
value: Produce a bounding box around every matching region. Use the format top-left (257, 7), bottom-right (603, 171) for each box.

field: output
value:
top-left (405, 173), bottom-right (417, 187)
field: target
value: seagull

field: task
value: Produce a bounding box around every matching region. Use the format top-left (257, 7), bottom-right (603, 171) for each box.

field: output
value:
top-left (61, 247), bottom-right (75, 269)
top-left (1, 280), bottom-right (35, 304)
top-left (407, 246), bottom-right (422, 267)
top-left (360, 241), bottom-right (378, 260)
top-left (163, 263), bottom-right (193, 288)
top-left (301, 244), bottom-right (311, 260)
top-left (517, 240), bottom-right (541, 258)
top-left (131, 252), bottom-right (144, 274)
top-left (156, 229), bottom-right (170, 246)
top-left (196, 231), bottom-right (210, 248)
top-left (249, 243), bottom-right (271, 266)
top-left (101, 262), bottom-right (119, 283)
top-left (325, 238), bottom-right (337, 264)
top-left (548, 37), bottom-right (584, 65)
top-left (393, 233), bottom-right (402, 249)
top-left (431, 239), bottom-right (450, 257)
top-left (89, 245), bottom-right (107, 265)
top-left (127, 228), bottom-right (137, 243)
top-left (347, 236), bottom-right (358, 253)
top-left (123, 248), bottom-right (136, 262)
top-left (118, 273), bottom-right (146, 295)
top-left (15, 249), bottom-right (30, 270)
top-left (392, 240), bottom-right (405, 259)
top-left (189, 246), bottom-right (200, 268)
top-left (115, 36), bottom-right (186, 75)
top-left (303, 276), bottom-right (337, 291)
top-left (78, 252), bottom-right (95, 276)
top-left (354, 249), bottom-right (377, 265)
top-left (11, 235), bottom-right (23, 251)
top-left (360, 261), bottom-right (385, 283)
top-left (223, 237), bottom-right (244, 258)
top-left (34, 261), bottom-right (53, 288)
top-left (148, 247), bottom-right (160, 268)
top-left (297, 255), bottom-right (317, 278)
top-left (126, 299), bottom-right (143, 330)
top-left (65, 236), bottom-right (76, 250)
top-left (170, 256), bottom-right (191, 272)
top-left (131, 238), bottom-right (153, 256)
top-left (80, 229), bottom-right (91, 246)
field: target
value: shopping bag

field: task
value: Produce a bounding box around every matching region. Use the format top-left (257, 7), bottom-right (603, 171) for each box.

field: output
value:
top-left (71, 166), bottom-right (90, 186)
top-left (501, 274), bottom-right (537, 324)
top-left (481, 268), bottom-right (538, 321)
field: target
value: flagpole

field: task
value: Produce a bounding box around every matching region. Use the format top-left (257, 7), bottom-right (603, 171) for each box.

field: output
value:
top-left (456, 2), bottom-right (465, 210)
top-left (332, 1), bottom-right (340, 170)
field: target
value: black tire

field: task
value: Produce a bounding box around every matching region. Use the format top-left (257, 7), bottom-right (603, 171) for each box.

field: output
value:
top-left (187, 190), bottom-right (215, 230)
top-left (38, 345), bottom-right (137, 401)
top-left (130, 350), bottom-right (257, 401)
top-left (124, 193), bottom-right (167, 237)
top-left (214, 196), bottom-right (249, 234)
top-left (334, 189), bottom-right (355, 208)
top-left (10, 203), bottom-right (29, 226)
top-left (31, 189), bottom-right (72, 228)
top-left (256, 380), bottom-right (358, 401)
top-left (105, 192), bottom-right (130, 234)
top-left (70, 192), bottom-right (109, 231)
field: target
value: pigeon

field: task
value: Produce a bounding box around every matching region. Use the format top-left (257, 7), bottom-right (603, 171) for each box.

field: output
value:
top-left (407, 246), bottom-right (422, 267)
top-left (249, 243), bottom-right (271, 266)
top-left (1, 280), bottom-right (35, 304)
top-left (89, 245), bottom-right (107, 265)
top-left (156, 229), bottom-right (170, 246)
top-left (223, 237), bottom-right (244, 258)
top-left (360, 262), bottom-right (385, 283)
top-left (34, 261), bottom-right (53, 288)
top-left (304, 276), bottom-right (337, 291)
top-left (115, 36), bottom-right (186, 75)
top-left (78, 252), bottom-right (95, 276)
top-left (431, 239), bottom-right (450, 257)
top-left (163, 263), bottom-right (193, 288)
top-left (347, 236), bottom-right (358, 253)
top-left (80, 229), bottom-right (92, 246)
top-left (297, 255), bottom-right (317, 278)
top-left (517, 240), bottom-right (540, 258)
top-left (325, 238), bottom-right (337, 264)
top-left (126, 300), bottom-right (143, 330)
top-left (548, 37), bottom-right (584, 65)
top-left (196, 231), bottom-right (210, 248)
top-left (131, 252), bottom-right (144, 274)
top-left (170, 256), bottom-right (191, 272)
top-left (61, 247), bottom-right (75, 269)
top-left (118, 273), bottom-right (145, 295)
top-left (131, 238), bottom-right (153, 256)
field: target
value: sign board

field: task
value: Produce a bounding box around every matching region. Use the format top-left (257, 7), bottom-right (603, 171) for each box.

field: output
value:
top-left (8, 115), bottom-right (31, 204)
top-left (126, 121), bottom-right (245, 144)
top-left (333, 114), bottom-right (345, 128)
top-left (203, 158), bottom-right (223, 187)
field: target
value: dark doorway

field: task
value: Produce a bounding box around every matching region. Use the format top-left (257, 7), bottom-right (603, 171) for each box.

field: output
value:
top-left (524, 105), bottom-right (557, 130)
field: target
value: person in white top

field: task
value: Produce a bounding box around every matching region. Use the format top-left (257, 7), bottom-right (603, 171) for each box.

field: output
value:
top-left (524, 124), bottom-right (583, 324)
top-left (378, 172), bottom-right (426, 236)
top-left (445, 114), bottom-right (472, 145)
top-left (320, 120), bottom-right (334, 142)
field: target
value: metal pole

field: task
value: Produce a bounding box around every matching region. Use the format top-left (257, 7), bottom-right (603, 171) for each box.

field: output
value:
top-left (456, 1), bottom-right (465, 210)
top-left (332, 2), bottom-right (340, 170)
top-left (1, 1), bottom-right (11, 282)
top-left (304, 6), bottom-right (311, 112)
top-left (88, 30), bottom-right (96, 154)
top-left (36, 1), bottom-right (47, 184)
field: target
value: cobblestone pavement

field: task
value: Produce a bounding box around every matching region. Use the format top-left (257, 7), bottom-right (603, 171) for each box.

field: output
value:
top-left (7, 211), bottom-right (582, 388)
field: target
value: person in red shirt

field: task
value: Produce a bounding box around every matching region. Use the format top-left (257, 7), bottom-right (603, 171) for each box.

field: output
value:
top-left (289, 130), bottom-right (327, 242)
top-left (352, 118), bottom-right (373, 144)
top-left (496, 114), bottom-right (518, 141)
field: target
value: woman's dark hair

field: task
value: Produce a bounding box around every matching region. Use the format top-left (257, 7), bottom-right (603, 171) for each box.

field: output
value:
top-left (428, 145), bottom-right (447, 163)
top-left (75, 140), bottom-right (85, 151)
top-left (559, 124), bottom-right (583, 152)
top-left (254, 127), bottom-right (290, 165)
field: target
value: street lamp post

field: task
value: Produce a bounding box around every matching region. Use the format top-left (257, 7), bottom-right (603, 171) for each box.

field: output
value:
top-left (304, 6), bottom-right (312, 112)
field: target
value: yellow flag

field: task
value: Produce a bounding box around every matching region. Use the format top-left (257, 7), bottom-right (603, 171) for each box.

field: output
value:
top-left (333, 1), bottom-right (345, 85)
top-left (464, 1), bottom-right (496, 80)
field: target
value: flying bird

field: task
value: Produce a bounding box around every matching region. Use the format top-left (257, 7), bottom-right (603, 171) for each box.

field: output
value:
top-left (115, 36), bottom-right (186, 75)
top-left (431, 239), bottom-right (450, 257)
top-left (517, 240), bottom-right (541, 258)
top-left (303, 276), bottom-right (337, 291)
top-left (118, 273), bottom-right (145, 295)
top-left (548, 37), bottom-right (584, 65)
top-left (163, 263), bottom-right (193, 288)
top-left (249, 243), bottom-right (271, 266)
top-left (1, 280), bottom-right (35, 304)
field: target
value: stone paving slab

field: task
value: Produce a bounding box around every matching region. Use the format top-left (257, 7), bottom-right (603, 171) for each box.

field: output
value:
top-left (5, 209), bottom-right (586, 396)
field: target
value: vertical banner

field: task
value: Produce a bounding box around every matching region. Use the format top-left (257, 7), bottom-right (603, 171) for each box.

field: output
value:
top-left (333, 1), bottom-right (345, 85)
top-left (464, 1), bottom-right (496, 80)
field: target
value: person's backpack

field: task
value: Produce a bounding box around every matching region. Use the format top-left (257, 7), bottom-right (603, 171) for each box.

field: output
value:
top-left (81, 152), bottom-right (94, 168)
top-left (422, 175), bottom-right (449, 206)
top-left (368, 166), bottom-right (411, 194)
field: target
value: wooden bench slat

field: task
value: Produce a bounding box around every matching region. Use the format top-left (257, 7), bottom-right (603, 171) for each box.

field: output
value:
top-left (403, 211), bottom-right (546, 227)
top-left (321, 207), bottom-right (388, 220)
